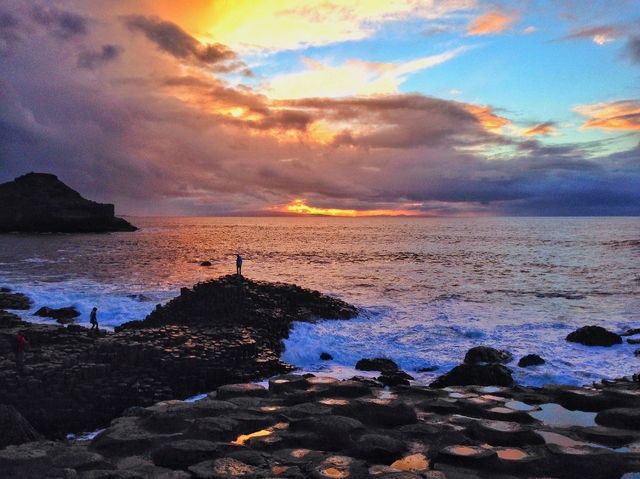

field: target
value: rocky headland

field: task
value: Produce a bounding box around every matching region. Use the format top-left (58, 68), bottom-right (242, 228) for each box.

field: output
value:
top-left (0, 277), bottom-right (639, 478)
top-left (0, 172), bottom-right (136, 233)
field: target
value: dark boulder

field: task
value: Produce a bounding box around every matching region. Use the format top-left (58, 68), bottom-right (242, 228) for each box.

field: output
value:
top-left (464, 346), bottom-right (513, 364)
top-left (595, 408), bottom-right (640, 430)
top-left (199, 261), bottom-right (212, 267)
top-left (378, 370), bottom-right (414, 387)
top-left (0, 172), bottom-right (137, 233)
top-left (566, 326), bottom-right (622, 346)
top-left (34, 306), bottom-right (80, 322)
top-left (320, 352), bottom-right (333, 360)
top-left (517, 354), bottom-right (545, 367)
top-left (355, 357), bottom-right (399, 372)
top-left (0, 292), bottom-right (32, 310)
top-left (430, 363), bottom-right (514, 388)
top-left (0, 404), bottom-right (42, 448)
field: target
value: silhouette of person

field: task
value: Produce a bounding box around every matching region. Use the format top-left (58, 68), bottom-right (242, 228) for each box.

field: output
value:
top-left (14, 331), bottom-right (28, 373)
top-left (236, 254), bottom-right (243, 275)
top-left (90, 307), bottom-right (99, 331)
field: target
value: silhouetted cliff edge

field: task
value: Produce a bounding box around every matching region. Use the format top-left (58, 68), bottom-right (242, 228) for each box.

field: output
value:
top-left (0, 173), bottom-right (136, 233)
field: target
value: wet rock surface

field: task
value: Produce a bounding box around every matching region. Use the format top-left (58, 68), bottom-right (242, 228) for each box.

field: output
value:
top-left (34, 306), bottom-right (81, 322)
top-left (430, 363), bottom-right (514, 388)
top-left (2, 374), bottom-right (639, 478)
top-left (464, 346), bottom-right (513, 365)
top-left (0, 276), bottom-right (358, 439)
top-left (517, 354), bottom-right (545, 367)
top-left (566, 325), bottom-right (622, 346)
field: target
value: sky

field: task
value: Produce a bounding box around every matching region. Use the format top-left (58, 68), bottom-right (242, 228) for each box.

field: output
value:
top-left (1, 0), bottom-right (639, 216)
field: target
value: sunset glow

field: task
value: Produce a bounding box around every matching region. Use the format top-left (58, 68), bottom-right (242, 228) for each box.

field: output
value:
top-left (277, 199), bottom-right (424, 217)
top-left (1, 0), bottom-right (639, 216)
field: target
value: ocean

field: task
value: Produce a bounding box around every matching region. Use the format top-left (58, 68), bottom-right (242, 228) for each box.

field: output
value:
top-left (0, 216), bottom-right (638, 387)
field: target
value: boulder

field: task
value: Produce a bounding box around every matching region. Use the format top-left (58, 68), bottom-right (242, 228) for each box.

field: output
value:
top-left (0, 172), bottom-right (137, 233)
top-left (355, 357), bottom-right (398, 372)
top-left (0, 404), bottom-right (42, 448)
top-left (34, 306), bottom-right (80, 322)
top-left (378, 370), bottom-right (414, 387)
top-left (0, 292), bottom-right (32, 310)
top-left (595, 408), bottom-right (640, 430)
top-left (566, 326), bottom-right (622, 346)
top-left (199, 261), bottom-right (212, 267)
top-left (320, 352), bottom-right (333, 360)
top-left (430, 364), bottom-right (514, 388)
top-left (464, 346), bottom-right (513, 364)
top-left (517, 354), bottom-right (545, 367)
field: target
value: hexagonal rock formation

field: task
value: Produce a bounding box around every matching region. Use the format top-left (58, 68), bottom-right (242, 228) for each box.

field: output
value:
top-left (1, 374), bottom-right (640, 478)
top-left (0, 276), bottom-right (358, 439)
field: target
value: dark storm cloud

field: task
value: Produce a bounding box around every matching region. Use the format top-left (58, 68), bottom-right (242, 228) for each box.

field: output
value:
top-left (122, 15), bottom-right (245, 72)
top-left (77, 44), bottom-right (121, 69)
top-left (31, 4), bottom-right (88, 39)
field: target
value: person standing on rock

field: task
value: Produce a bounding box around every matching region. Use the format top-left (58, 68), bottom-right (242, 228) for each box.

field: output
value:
top-left (90, 307), bottom-right (99, 331)
top-left (236, 254), bottom-right (243, 276)
top-left (13, 331), bottom-right (28, 373)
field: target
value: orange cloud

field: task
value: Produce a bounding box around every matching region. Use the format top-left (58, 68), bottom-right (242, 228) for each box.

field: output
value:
top-left (464, 104), bottom-right (510, 131)
top-left (524, 122), bottom-right (557, 136)
top-left (273, 199), bottom-right (424, 217)
top-left (575, 100), bottom-right (640, 131)
top-left (145, 0), bottom-right (476, 52)
top-left (467, 10), bottom-right (518, 36)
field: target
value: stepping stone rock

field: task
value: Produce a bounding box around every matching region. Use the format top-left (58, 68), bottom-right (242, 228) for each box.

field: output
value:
top-left (596, 408), bottom-right (640, 430)
top-left (346, 398), bottom-right (418, 427)
top-left (269, 374), bottom-right (310, 394)
top-left (189, 457), bottom-right (257, 479)
top-left (436, 445), bottom-right (497, 468)
top-left (469, 419), bottom-right (544, 446)
top-left (354, 433), bottom-right (406, 463)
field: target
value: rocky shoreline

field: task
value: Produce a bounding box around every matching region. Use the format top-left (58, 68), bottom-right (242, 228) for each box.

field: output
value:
top-left (0, 276), bottom-right (357, 438)
top-left (1, 373), bottom-right (640, 478)
top-left (1, 276), bottom-right (639, 478)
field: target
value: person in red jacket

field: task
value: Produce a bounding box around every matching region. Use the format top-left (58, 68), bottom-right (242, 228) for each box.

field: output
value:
top-left (14, 331), bottom-right (28, 373)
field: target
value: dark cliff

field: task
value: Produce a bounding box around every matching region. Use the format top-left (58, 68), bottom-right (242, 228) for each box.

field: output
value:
top-left (0, 173), bottom-right (137, 233)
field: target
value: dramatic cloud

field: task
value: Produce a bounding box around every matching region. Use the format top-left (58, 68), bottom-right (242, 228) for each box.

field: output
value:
top-left (77, 44), bottom-right (121, 69)
top-left (1, 0), bottom-right (639, 217)
top-left (265, 48), bottom-right (466, 99)
top-left (524, 122), bottom-right (557, 136)
top-left (575, 100), bottom-right (640, 131)
top-left (123, 15), bottom-right (245, 72)
top-left (467, 10), bottom-right (517, 36)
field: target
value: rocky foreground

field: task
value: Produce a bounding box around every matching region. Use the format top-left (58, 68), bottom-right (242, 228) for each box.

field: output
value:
top-left (2, 373), bottom-right (640, 478)
top-left (0, 276), bottom-right (357, 438)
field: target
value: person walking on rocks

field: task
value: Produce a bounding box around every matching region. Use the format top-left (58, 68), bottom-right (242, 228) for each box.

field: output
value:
top-left (90, 307), bottom-right (99, 331)
top-left (236, 254), bottom-right (243, 276)
top-left (13, 331), bottom-right (28, 373)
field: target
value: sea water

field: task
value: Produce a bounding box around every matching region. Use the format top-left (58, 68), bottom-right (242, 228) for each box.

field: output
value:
top-left (0, 216), bottom-right (638, 387)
